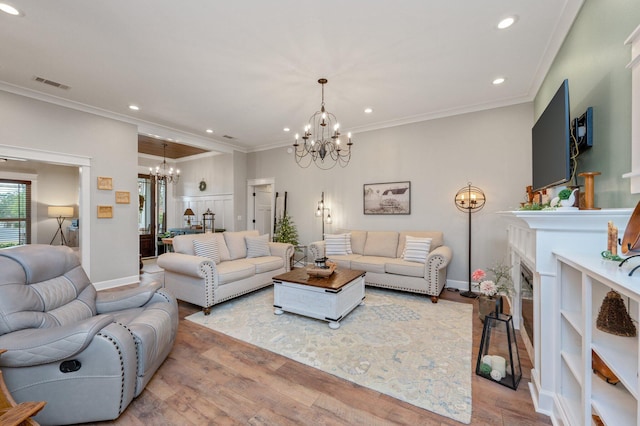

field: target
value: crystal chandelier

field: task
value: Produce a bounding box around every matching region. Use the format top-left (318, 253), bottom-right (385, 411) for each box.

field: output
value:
top-left (150, 143), bottom-right (180, 184)
top-left (293, 78), bottom-right (353, 169)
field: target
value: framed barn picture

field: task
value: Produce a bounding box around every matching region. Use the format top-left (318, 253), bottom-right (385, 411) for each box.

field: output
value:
top-left (363, 181), bottom-right (411, 215)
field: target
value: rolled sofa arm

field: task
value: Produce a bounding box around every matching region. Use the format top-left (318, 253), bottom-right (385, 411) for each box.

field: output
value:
top-left (426, 245), bottom-right (452, 270)
top-left (268, 242), bottom-right (295, 267)
top-left (0, 315), bottom-right (115, 367)
top-left (308, 241), bottom-right (325, 261)
top-left (425, 245), bottom-right (453, 297)
top-left (157, 252), bottom-right (217, 278)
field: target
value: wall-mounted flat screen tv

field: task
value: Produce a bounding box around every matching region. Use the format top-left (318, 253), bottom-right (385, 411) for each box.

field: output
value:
top-left (532, 79), bottom-right (571, 193)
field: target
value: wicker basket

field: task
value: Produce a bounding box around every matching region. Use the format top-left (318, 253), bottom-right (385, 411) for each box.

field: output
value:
top-left (596, 290), bottom-right (637, 337)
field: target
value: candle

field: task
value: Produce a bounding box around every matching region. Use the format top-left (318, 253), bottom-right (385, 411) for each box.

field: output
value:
top-left (492, 355), bottom-right (506, 379)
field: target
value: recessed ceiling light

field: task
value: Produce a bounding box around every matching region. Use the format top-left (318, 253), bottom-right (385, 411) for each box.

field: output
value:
top-left (492, 77), bottom-right (506, 85)
top-left (0, 3), bottom-right (23, 16)
top-left (206, 129), bottom-right (214, 134)
top-left (498, 16), bottom-right (517, 30)
top-left (364, 108), bottom-right (373, 114)
top-left (283, 127), bottom-right (290, 132)
top-left (129, 105), bottom-right (140, 111)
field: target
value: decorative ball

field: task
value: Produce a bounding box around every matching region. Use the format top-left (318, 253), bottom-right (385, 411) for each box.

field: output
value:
top-left (480, 363), bottom-right (492, 375)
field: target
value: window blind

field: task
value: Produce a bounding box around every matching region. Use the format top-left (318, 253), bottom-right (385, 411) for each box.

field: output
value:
top-left (0, 179), bottom-right (31, 247)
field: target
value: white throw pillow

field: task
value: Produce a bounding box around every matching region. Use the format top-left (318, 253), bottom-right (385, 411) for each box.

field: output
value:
top-left (402, 236), bottom-right (432, 264)
top-left (325, 233), bottom-right (352, 256)
top-left (246, 234), bottom-right (271, 258)
top-left (193, 238), bottom-right (220, 264)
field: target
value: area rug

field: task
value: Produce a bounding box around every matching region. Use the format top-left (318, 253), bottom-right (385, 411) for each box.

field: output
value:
top-left (186, 287), bottom-right (473, 423)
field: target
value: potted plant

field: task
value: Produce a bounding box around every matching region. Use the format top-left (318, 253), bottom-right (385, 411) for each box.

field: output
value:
top-left (273, 213), bottom-right (300, 268)
top-left (550, 187), bottom-right (579, 209)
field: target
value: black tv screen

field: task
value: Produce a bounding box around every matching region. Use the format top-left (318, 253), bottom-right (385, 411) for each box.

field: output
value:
top-left (532, 79), bottom-right (571, 193)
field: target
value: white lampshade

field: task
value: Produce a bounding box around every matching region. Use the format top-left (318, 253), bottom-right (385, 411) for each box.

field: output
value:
top-left (48, 206), bottom-right (74, 218)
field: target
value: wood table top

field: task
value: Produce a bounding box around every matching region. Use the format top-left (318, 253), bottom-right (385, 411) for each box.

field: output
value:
top-left (273, 268), bottom-right (365, 290)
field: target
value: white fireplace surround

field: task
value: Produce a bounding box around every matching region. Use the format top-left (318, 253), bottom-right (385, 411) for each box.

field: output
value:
top-left (500, 208), bottom-right (632, 423)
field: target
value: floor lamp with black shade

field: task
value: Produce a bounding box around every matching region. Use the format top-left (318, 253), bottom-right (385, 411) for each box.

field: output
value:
top-left (455, 183), bottom-right (486, 298)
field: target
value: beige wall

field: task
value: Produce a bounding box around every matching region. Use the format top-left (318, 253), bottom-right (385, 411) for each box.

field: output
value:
top-left (0, 90), bottom-right (139, 285)
top-left (248, 103), bottom-right (534, 286)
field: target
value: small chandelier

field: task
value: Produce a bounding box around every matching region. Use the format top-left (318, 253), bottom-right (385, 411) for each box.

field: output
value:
top-left (150, 143), bottom-right (180, 184)
top-left (293, 78), bottom-right (353, 169)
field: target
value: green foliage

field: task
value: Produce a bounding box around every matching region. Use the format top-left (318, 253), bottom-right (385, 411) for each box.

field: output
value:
top-left (274, 213), bottom-right (299, 247)
top-left (519, 202), bottom-right (548, 210)
top-left (558, 189), bottom-right (572, 200)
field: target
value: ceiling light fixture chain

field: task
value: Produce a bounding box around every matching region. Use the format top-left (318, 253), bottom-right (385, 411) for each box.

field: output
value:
top-left (150, 142), bottom-right (180, 184)
top-left (293, 78), bottom-right (353, 169)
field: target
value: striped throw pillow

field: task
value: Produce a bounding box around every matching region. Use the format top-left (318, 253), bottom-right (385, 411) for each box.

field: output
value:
top-left (193, 238), bottom-right (220, 264)
top-left (325, 233), bottom-right (352, 256)
top-left (402, 236), bottom-right (432, 264)
top-left (246, 234), bottom-right (271, 258)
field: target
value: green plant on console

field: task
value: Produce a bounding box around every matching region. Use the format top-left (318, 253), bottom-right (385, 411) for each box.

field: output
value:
top-left (274, 213), bottom-right (299, 248)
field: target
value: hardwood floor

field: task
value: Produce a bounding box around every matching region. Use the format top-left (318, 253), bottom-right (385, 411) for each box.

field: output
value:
top-left (92, 273), bottom-right (552, 426)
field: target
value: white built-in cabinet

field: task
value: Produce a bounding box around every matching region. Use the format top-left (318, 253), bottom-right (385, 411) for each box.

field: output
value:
top-left (555, 252), bottom-right (639, 426)
top-left (500, 209), bottom-right (632, 425)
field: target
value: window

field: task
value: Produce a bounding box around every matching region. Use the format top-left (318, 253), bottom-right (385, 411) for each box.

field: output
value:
top-left (0, 179), bottom-right (31, 247)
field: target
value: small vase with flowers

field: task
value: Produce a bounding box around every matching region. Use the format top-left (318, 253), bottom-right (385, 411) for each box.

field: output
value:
top-left (472, 262), bottom-right (514, 322)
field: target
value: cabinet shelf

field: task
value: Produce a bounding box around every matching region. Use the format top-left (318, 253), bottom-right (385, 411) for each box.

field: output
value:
top-left (554, 251), bottom-right (640, 426)
top-left (561, 309), bottom-right (583, 336)
top-left (561, 350), bottom-right (583, 386)
top-left (592, 372), bottom-right (636, 426)
top-left (592, 329), bottom-right (639, 399)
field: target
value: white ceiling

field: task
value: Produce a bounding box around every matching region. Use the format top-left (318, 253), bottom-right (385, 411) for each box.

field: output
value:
top-left (0, 0), bottom-right (583, 154)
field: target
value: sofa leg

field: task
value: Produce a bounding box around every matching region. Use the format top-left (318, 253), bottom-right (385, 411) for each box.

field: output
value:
top-left (203, 307), bottom-right (212, 315)
top-left (430, 296), bottom-right (439, 303)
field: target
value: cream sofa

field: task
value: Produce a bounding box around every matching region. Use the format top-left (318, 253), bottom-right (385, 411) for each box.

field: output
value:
top-left (309, 230), bottom-right (452, 302)
top-left (157, 230), bottom-right (294, 314)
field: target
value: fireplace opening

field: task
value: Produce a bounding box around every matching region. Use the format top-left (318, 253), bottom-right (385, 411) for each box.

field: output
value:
top-left (520, 262), bottom-right (534, 363)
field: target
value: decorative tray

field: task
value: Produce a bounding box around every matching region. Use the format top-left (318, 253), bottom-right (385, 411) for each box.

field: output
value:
top-left (306, 262), bottom-right (336, 278)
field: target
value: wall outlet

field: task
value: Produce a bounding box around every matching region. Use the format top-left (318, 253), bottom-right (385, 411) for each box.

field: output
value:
top-left (237, 215), bottom-right (242, 221)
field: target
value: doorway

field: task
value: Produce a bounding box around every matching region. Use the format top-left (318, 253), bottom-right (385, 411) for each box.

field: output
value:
top-left (138, 174), bottom-right (167, 258)
top-left (247, 178), bottom-right (275, 238)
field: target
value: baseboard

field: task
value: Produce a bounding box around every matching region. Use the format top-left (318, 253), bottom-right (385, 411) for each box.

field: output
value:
top-left (446, 279), bottom-right (479, 292)
top-left (93, 274), bottom-right (140, 290)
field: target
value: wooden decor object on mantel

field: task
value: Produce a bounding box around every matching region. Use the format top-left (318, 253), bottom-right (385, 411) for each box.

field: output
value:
top-left (579, 171), bottom-right (601, 210)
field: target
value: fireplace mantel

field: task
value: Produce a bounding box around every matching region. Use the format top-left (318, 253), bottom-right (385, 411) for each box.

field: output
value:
top-left (499, 208), bottom-right (632, 422)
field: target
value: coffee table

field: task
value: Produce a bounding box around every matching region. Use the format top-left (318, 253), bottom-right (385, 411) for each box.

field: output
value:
top-left (272, 268), bottom-right (366, 329)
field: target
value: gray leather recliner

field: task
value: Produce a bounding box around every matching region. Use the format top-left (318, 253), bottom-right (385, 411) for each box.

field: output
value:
top-left (0, 244), bottom-right (179, 425)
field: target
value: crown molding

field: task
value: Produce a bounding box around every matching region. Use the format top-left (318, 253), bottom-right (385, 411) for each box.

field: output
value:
top-left (0, 82), bottom-right (245, 154)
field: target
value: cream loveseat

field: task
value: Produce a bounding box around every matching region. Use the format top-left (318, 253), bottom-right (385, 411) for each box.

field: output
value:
top-left (309, 231), bottom-right (452, 302)
top-left (157, 230), bottom-right (294, 314)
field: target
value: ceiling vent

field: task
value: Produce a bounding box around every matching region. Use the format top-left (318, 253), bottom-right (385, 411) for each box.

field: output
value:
top-left (223, 135), bottom-right (235, 140)
top-left (33, 76), bottom-right (70, 90)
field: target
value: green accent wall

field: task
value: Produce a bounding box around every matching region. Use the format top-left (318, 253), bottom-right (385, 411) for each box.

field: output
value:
top-left (535, 0), bottom-right (640, 207)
